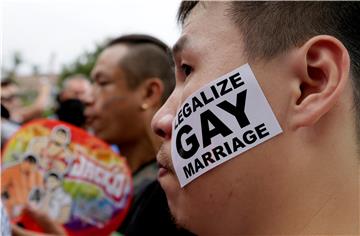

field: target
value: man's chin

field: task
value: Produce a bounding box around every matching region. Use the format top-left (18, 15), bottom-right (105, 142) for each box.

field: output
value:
top-left (165, 189), bottom-right (196, 235)
top-left (167, 207), bottom-right (196, 236)
top-left (93, 129), bottom-right (113, 144)
top-left (158, 175), bottom-right (186, 225)
top-left (158, 172), bottom-right (179, 202)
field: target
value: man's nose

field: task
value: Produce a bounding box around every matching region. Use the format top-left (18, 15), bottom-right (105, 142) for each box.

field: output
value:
top-left (152, 113), bottom-right (174, 140)
top-left (83, 86), bottom-right (95, 107)
top-left (151, 96), bottom-right (176, 140)
top-left (83, 89), bottom-right (96, 116)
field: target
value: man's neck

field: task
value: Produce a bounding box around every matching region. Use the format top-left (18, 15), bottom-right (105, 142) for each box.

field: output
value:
top-left (266, 117), bottom-right (359, 234)
top-left (276, 98), bottom-right (360, 234)
top-left (297, 137), bottom-right (359, 234)
top-left (300, 170), bottom-right (359, 234)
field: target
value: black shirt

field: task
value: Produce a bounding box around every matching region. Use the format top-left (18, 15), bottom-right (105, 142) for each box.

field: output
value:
top-left (119, 180), bottom-right (195, 236)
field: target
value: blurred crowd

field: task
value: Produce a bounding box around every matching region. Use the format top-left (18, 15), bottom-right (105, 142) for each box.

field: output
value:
top-left (1, 74), bottom-right (91, 143)
top-left (1, 33), bottom-right (192, 236)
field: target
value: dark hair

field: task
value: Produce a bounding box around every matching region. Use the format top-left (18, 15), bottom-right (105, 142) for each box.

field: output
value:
top-left (55, 127), bottom-right (67, 135)
top-left (177, 1), bottom-right (199, 26)
top-left (1, 104), bottom-right (10, 119)
top-left (178, 1), bottom-right (360, 135)
top-left (44, 172), bottom-right (61, 183)
top-left (106, 34), bottom-right (175, 103)
top-left (24, 154), bottom-right (37, 164)
top-left (1, 79), bottom-right (16, 87)
top-left (56, 99), bottom-right (86, 127)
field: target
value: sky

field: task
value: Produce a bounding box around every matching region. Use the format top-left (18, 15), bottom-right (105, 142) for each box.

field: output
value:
top-left (1, 0), bottom-right (181, 75)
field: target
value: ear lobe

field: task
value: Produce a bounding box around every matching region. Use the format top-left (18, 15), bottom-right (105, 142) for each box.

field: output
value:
top-left (140, 78), bottom-right (164, 110)
top-left (292, 35), bottom-right (350, 129)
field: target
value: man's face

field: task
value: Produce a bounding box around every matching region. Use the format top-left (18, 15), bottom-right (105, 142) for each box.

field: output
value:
top-left (85, 45), bottom-right (146, 145)
top-left (61, 79), bottom-right (92, 102)
top-left (152, 3), bottom-right (292, 234)
top-left (1, 84), bottom-right (22, 110)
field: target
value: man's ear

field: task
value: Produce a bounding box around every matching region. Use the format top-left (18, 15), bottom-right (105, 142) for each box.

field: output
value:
top-left (138, 78), bottom-right (164, 110)
top-left (291, 35), bottom-right (350, 129)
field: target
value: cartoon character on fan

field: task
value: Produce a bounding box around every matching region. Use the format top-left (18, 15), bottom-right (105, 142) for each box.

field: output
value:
top-left (1, 154), bottom-right (43, 218)
top-left (29, 172), bottom-right (72, 224)
top-left (27, 125), bottom-right (74, 176)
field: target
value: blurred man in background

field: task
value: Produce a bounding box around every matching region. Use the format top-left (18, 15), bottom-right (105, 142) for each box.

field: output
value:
top-left (55, 75), bottom-right (92, 128)
top-left (1, 78), bottom-right (51, 145)
top-left (85, 34), bottom-right (192, 235)
top-left (58, 75), bottom-right (92, 103)
top-left (85, 34), bottom-right (174, 193)
top-left (1, 78), bottom-right (50, 124)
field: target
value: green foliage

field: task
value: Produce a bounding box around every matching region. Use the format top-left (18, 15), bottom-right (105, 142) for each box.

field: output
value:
top-left (13, 51), bottom-right (23, 69)
top-left (31, 65), bottom-right (40, 76)
top-left (58, 42), bottom-right (106, 86)
top-left (1, 51), bottom-right (24, 82)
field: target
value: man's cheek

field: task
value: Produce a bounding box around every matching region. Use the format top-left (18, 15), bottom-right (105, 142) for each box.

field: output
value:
top-left (97, 96), bottom-right (111, 111)
top-left (171, 64), bottom-right (282, 187)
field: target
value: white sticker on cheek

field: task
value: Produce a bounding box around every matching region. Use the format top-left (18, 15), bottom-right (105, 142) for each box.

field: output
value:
top-left (171, 63), bottom-right (283, 187)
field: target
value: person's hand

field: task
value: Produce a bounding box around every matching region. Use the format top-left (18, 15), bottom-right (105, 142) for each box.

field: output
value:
top-left (11, 206), bottom-right (67, 236)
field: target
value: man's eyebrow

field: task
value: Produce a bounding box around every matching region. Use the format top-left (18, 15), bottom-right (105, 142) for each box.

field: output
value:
top-left (172, 36), bottom-right (188, 58)
top-left (91, 70), bottom-right (103, 82)
top-left (90, 71), bottom-right (97, 82)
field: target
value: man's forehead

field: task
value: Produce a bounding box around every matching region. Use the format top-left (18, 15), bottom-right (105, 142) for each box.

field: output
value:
top-left (172, 36), bottom-right (188, 58)
top-left (67, 79), bottom-right (86, 87)
top-left (181, 2), bottom-right (227, 27)
top-left (91, 45), bottom-right (129, 78)
top-left (99, 44), bottom-right (129, 63)
top-left (174, 2), bottom-right (240, 58)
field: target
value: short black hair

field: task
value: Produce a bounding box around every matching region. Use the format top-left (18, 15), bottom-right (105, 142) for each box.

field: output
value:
top-left (1, 78), bottom-right (16, 87)
top-left (55, 127), bottom-right (67, 136)
top-left (24, 154), bottom-right (37, 164)
top-left (44, 172), bottom-right (61, 184)
top-left (108, 34), bottom-right (173, 61)
top-left (106, 34), bottom-right (175, 103)
top-left (177, 1), bottom-right (199, 26)
top-left (1, 104), bottom-right (10, 119)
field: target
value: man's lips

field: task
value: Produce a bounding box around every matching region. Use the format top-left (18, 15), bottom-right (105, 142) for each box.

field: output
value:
top-left (85, 118), bottom-right (94, 127)
top-left (157, 157), bottom-right (173, 177)
top-left (156, 145), bottom-right (174, 178)
top-left (85, 114), bottom-right (96, 126)
top-left (157, 163), bottom-right (169, 178)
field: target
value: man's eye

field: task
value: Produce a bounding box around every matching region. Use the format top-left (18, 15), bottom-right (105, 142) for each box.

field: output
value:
top-left (98, 81), bottom-right (110, 86)
top-left (181, 64), bottom-right (193, 77)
